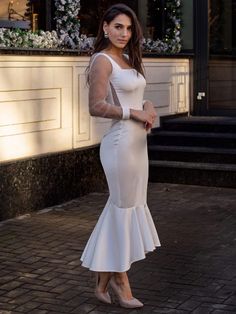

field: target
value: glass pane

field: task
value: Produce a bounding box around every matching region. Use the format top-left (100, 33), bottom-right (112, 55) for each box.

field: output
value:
top-left (209, 0), bottom-right (236, 55)
top-left (80, 0), bottom-right (169, 40)
top-left (80, 0), bottom-right (137, 37)
top-left (146, 0), bottom-right (166, 39)
top-left (180, 0), bottom-right (193, 50)
top-left (0, 0), bottom-right (30, 29)
top-left (0, 0), bottom-right (27, 20)
top-left (209, 0), bottom-right (236, 110)
top-left (0, 0), bottom-right (50, 31)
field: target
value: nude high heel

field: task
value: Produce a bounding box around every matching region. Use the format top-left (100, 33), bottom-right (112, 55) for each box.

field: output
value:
top-left (109, 276), bottom-right (143, 308)
top-left (94, 272), bottom-right (112, 304)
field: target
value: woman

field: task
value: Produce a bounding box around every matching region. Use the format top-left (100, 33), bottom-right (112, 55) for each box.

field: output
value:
top-left (80, 3), bottom-right (161, 308)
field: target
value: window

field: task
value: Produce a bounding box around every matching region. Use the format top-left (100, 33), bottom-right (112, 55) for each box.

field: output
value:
top-left (210, 0), bottom-right (236, 55)
top-left (0, 0), bottom-right (181, 53)
top-left (0, 0), bottom-right (52, 31)
top-left (80, 0), bottom-right (137, 37)
top-left (79, 0), bottom-right (171, 40)
top-left (0, 0), bottom-right (29, 29)
top-left (0, 0), bottom-right (178, 41)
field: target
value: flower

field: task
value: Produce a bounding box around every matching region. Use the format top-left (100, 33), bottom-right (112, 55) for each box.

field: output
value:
top-left (0, 28), bottom-right (62, 49)
top-left (55, 0), bottom-right (80, 48)
top-left (0, 0), bottom-right (181, 53)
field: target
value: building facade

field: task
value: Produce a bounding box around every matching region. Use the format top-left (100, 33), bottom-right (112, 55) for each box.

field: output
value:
top-left (0, 0), bottom-right (235, 219)
top-left (194, 0), bottom-right (236, 116)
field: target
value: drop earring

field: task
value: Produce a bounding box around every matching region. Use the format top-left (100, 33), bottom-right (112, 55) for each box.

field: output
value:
top-left (104, 32), bottom-right (109, 38)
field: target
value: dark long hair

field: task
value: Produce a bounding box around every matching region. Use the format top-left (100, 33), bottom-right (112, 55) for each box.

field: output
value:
top-left (93, 3), bottom-right (144, 77)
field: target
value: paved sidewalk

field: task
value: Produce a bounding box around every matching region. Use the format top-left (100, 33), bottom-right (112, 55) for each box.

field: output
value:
top-left (0, 183), bottom-right (236, 314)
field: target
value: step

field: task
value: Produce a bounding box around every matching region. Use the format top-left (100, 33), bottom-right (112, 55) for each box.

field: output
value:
top-left (148, 131), bottom-right (236, 148)
top-left (149, 160), bottom-right (236, 188)
top-left (149, 160), bottom-right (236, 171)
top-left (148, 145), bottom-right (236, 164)
top-left (162, 116), bottom-right (236, 133)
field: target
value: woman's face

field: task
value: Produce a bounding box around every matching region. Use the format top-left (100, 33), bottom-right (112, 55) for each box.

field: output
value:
top-left (103, 14), bottom-right (132, 49)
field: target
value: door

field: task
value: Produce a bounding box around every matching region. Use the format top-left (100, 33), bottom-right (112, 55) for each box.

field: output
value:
top-left (194, 0), bottom-right (236, 116)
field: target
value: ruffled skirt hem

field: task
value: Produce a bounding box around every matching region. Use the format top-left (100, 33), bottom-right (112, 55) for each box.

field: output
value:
top-left (80, 197), bottom-right (161, 272)
top-left (81, 246), bottom-right (159, 272)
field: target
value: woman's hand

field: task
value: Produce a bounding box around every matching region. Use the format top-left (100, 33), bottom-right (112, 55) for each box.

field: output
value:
top-left (143, 101), bottom-right (157, 131)
top-left (143, 101), bottom-right (157, 118)
top-left (130, 108), bottom-right (156, 131)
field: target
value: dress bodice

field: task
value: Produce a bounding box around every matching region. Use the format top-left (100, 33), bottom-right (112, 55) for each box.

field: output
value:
top-left (93, 53), bottom-right (146, 111)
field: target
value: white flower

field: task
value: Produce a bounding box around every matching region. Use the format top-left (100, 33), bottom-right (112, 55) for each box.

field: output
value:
top-left (0, 0), bottom-right (181, 53)
top-left (55, 0), bottom-right (80, 48)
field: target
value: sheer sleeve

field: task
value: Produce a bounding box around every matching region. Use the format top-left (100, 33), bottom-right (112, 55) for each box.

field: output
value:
top-left (88, 55), bottom-right (123, 119)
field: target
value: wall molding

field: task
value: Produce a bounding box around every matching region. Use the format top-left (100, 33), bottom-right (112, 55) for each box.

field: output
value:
top-left (0, 55), bottom-right (190, 162)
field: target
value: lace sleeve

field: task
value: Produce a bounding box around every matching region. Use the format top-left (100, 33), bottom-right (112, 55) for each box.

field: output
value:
top-left (88, 55), bottom-right (123, 119)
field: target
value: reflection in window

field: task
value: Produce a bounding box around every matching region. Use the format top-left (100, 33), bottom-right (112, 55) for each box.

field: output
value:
top-left (0, 0), bottom-right (177, 45)
top-left (0, 0), bottom-right (29, 29)
top-left (80, 0), bottom-right (168, 40)
top-left (0, 0), bottom-right (52, 31)
top-left (80, 0), bottom-right (137, 37)
top-left (147, 0), bottom-right (166, 39)
top-left (210, 0), bottom-right (236, 55)
top-left (24, 0), bottom-right (54, 31)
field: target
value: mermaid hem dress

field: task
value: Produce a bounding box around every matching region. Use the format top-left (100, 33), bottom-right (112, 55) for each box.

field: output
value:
top-left (80, 53), bottom-right (161, 272)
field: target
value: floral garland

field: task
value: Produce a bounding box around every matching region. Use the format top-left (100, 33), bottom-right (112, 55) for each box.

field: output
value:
top-left (0, 0), bottom-right (181, 53)
top-left (55, 0), bottom-right (81, 49)
top-left (0, 29), bottom-right (62, 49)
top-left (142, 0), bottom-right (181, 53)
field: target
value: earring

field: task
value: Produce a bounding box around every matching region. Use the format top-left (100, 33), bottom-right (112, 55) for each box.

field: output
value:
top-left (104, 32), bottom-right (109, 38)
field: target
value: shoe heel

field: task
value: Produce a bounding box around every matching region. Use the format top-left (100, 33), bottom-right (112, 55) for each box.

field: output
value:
top-left (94, 272), bottom-right (112, 304)
top-left (109, 276), bottom-right (143, 308)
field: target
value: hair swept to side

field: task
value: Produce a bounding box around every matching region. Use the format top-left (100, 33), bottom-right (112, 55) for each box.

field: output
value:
top-left (92, 3), bottom-right (144, 77)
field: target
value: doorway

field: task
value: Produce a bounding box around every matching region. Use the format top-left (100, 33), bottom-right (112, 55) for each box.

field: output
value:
top-left (194, 0), bottom-right (236, 116)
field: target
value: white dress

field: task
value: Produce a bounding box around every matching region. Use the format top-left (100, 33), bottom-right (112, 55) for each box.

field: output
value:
top-left (80, 53), bottom-right (161, 272)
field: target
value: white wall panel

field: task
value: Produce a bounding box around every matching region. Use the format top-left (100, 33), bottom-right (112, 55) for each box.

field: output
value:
top-left (144, 83), bottom-right (172, 109)
top-left (74, 69), bottom-right (91, 143)
top-left (0, 89), bottom-right (60, 136)
top-left (0, 57), bottom-right (73, 161)
top-left (73, 64), bottom-right (112, 148)
top-left (143, 59), bottom-right (189, 127)
top-left (0, 56), bottom-right (189, 162)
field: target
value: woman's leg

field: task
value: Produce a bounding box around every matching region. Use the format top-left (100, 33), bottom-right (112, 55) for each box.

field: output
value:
top-left (96, 272), bottom-right (112, 292)
top-left (113, 272), bottom-right (133, 299)
top-left (109, 271), bottom-right (144, 308)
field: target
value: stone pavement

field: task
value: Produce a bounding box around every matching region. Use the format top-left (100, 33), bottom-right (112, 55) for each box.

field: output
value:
top-left (0, 183), bottom-right (236, 314)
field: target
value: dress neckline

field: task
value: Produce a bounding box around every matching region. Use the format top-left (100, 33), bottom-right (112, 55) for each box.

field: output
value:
top-left (99, 52), bottom-right (133, 71)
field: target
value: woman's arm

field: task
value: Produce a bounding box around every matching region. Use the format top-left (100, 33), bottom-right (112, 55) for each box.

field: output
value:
top-left (88, 55), bottom-right (123, 119)
top-left (142, 100), bottom-right (157, 131)
top-left (88, 55), bottom-right (155, 126)
top-left (143, 100), bottom-right (157, 116)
